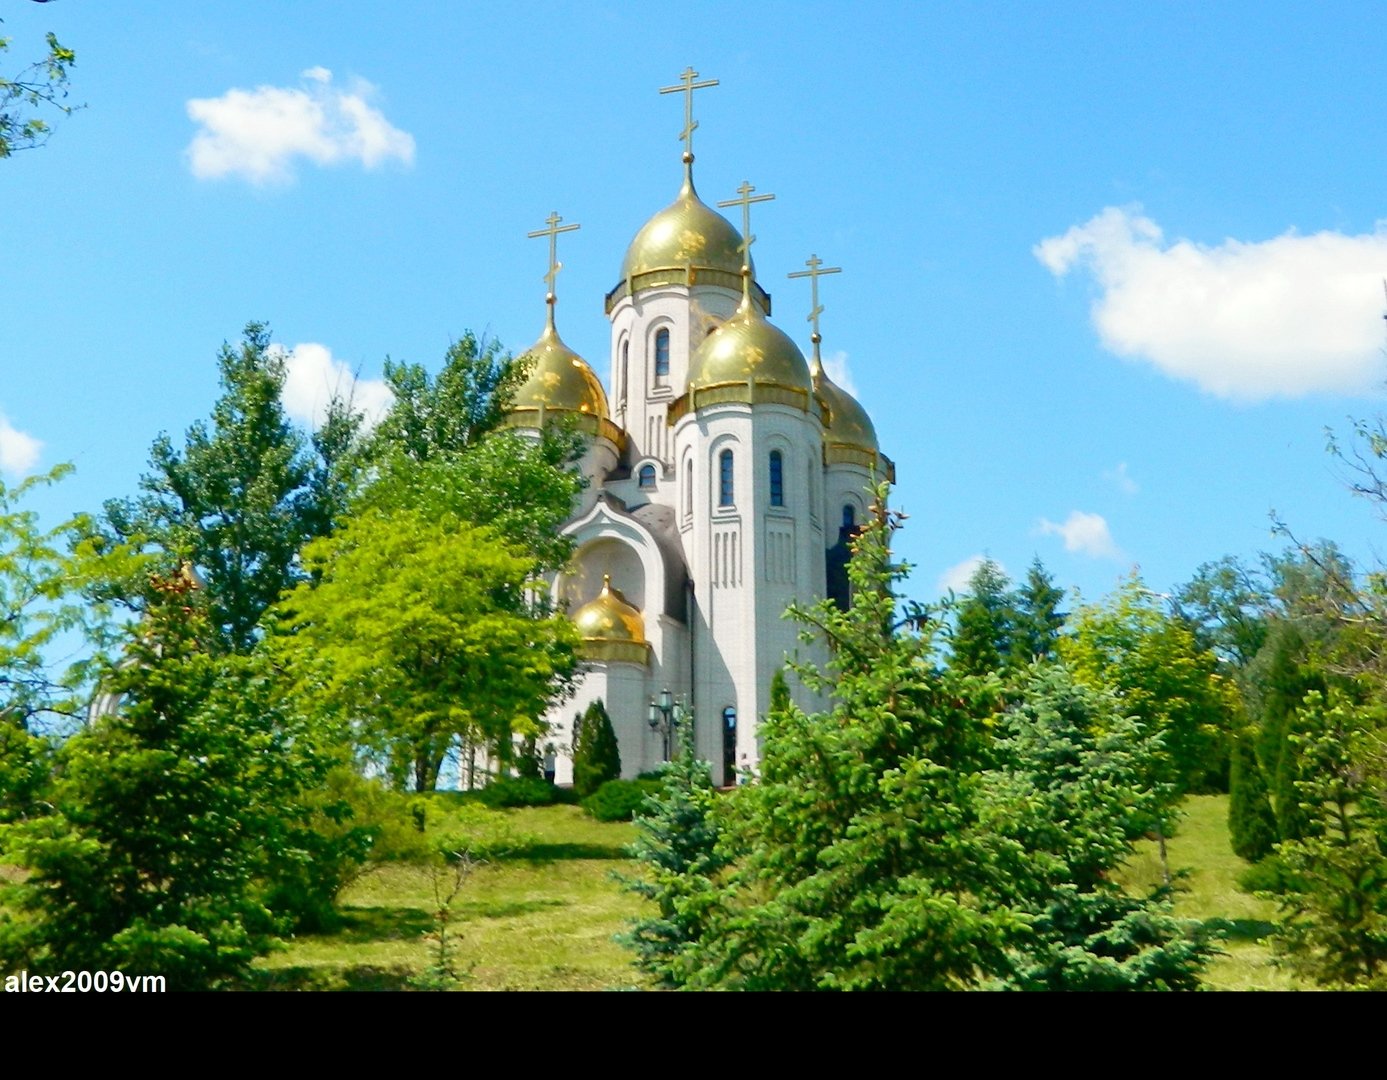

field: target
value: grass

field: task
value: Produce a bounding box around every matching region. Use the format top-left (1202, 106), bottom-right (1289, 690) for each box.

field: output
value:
top-left (254, 803), bottom-right (650, 991)
top-left (1114, 793), bottom-right (1298, 991)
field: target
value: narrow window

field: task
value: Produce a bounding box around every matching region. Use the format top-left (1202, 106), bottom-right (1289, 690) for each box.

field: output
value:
top-left (684, 459), bottom-right (693, 517)
top-left (842, 504), bottom-right (856, 530)
top-left (723, 706), bottom-right (737, 784)
top-left (655, 328), bottom-right (670, 381)
top-left (719, 449), bottom-right (734, 507)
top-left (620, 340), bottom-right (629, 409)
top-left (769, 450), bottom-right (785, 507)
top-left (638, 463), bottom-right (657, 489)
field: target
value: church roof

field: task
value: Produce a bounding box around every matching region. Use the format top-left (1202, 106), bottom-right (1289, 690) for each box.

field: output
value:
top-left (815, 359), bottom-right (878, 452)
top-left (620, 169), bottom-right (748, 286)
top-left (686, 292), bottom-right (813, 396)
top-left (508, 312), bottom-right (610, 420)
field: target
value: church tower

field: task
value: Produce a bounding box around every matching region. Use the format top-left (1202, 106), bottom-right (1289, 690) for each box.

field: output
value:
top-left (506, 69), bottom-right (890, 786)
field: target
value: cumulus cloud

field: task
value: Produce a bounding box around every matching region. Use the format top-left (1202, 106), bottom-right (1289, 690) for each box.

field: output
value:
top-left (0, 413), bottom-right (42, 477)
top-left (822, 350), bottom-right (859, 396)
top-left (1035, 206), bottom-right (1387, 400)
top-left (1035, 511), bottom-right (1120, 560)
top-left (936, 554), bottom-right (1003, 595)
top-left (186, 67), bottom-right (415, 184)
top-left (276, 343), bottom-right (393, 430)
top-left (1104, 462), bottom-right (1139, 495)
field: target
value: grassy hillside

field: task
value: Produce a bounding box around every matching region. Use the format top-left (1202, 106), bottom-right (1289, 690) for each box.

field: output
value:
top-left (1115, 793), bottom-right (1296, 991)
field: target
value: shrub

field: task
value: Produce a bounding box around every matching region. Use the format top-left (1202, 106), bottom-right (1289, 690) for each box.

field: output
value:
top-left (476, 775), bottom-right (559, 809)
top-left (573, 700), bottom-right (622, 798)
top-left (582, 778), bottom-right (661, 822)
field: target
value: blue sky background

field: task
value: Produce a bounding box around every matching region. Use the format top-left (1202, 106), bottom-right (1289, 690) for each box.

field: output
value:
top-left (5, 1), bottom-right (1387, 611)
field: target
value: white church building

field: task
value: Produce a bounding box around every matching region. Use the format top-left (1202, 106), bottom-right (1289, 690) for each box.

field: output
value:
top-left (502, 71), bottom-right (891, 787)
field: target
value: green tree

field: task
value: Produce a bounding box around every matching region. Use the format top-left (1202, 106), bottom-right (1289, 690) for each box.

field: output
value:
top-left (1059, 573), bottom-right (1238, 796)
top-left (1, 465), bottom-right (142, 821)
top-left (682, 491), bottom-right (1022, 990)
top-left (618, 716), bottom-right (727, 988)
top-left (572, 698), bottom-right (621, 799)
top-left (0, 19), bottom-right (78, 158)
top-left (1227, 732), bottom-right (1278, 863)
top-left (1270, 690), bottom-right (1387, 987)
top-left (948, 556), bottom-right (1014, 677)
top-left (982, 664), bottom-right (1211, 990)
top-left (103, 323), bottom-right (356, 653)
top-left (272, 507), bottom-right (579, 792)
top-left (1012, 557), bottom-right (1066, 665)
top-left (0, 572), bottom-right (341, 988)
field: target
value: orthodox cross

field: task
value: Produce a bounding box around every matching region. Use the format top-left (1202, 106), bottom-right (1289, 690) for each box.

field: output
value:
top-left (787, 254), bottom-right (843, 345)
top-left (659, 66), bottom-right (719, 160)
top-left (717, 180), bottom-right (775, 264)
top-left (527, 211), bottom-right (580, 300)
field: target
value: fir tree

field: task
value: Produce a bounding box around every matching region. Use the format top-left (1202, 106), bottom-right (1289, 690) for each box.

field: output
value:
top-left (617, 718), bottom-right (728, 987)
top-left (572, 698), bottom-right (621, 798)
top-left (1228, 732), bottom-right (1278, 862)
top-left (1012, 557), bottom-right (1066, 665)
top-left (949, 556), bottom-right (1014, 677)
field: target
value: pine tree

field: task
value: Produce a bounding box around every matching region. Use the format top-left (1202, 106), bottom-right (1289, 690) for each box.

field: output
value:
top-left (617, 718), bottom-right (728, 987)
top-left (1012, 557), bottom-right (1066, 665)
top-left (949, 557), bottom-right (1014, 676)
top-left (572, 698), bottom-right (621, 798)
top-left (1228, 732), bottom-right (1278, 862)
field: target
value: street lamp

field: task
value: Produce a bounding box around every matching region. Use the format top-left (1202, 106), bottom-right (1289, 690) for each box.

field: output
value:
top-left (647, 687), bottom-right (682, 762)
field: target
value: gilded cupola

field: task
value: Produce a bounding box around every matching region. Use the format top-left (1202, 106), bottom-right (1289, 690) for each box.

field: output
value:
top-left (572, 575), bottom-right (650, 665)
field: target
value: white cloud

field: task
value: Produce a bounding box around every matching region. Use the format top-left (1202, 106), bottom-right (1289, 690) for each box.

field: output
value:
top-left (0, 413), bottom-right (42, 478)
top-left (1035, 206), bottom-right (1387, 400)
top-left (1104, 461), bottom-right (1139, 495)
top-left (822, 350), bottom-right (859, 396)
top-left (276, 343), bottom-right (393, 430)
top-left (936, 554), bottom-right (1004, 595)
top-left (186, 67), bottom-right (415, 185)
top-left (1035, 511), bottom-right (1120, 560)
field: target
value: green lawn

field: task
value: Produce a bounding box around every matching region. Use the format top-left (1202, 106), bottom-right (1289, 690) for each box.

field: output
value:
top-left (1115, 793), bottom-right (1298, 991)
top-left (254, 803), bottom-right (651, 991)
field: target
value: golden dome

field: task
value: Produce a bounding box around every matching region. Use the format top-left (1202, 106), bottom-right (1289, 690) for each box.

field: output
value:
top-left (620, 172), bottom-right (751, 285)
top-left (687, 296), bottom-right (812, 394)
top-left (816, 361), bottom-right (877, 451)
top-left (573, 575), bottom-right (646, 644)
top-left (510, 313), bottom-right (609, 419)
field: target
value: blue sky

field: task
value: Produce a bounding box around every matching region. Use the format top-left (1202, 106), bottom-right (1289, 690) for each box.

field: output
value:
top-left (5, 1), bottom-right (1387, 610)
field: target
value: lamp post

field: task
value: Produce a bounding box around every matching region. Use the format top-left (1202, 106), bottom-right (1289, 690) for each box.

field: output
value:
top-left (647, 687), bottom-right (683, 762)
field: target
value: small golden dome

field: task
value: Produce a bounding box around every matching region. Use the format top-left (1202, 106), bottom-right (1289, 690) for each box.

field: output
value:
top-left (510, 315), bottom-right (609, 419)
top-left (620, 173), bottom-right (751, 285)
top-left (816, 363), bottom-right (877, 452)
top-left (687, 297), bottom-right (812, 393)
top-left (573, 575), bottom-right (646, 644)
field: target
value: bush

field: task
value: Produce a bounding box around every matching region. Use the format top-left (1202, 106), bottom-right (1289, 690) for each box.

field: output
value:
top-left (582, 778), bottom-right (661, 822)
top-left (476, 776), bottom-right (560, 809)
top-left (1238, 852), bottom-right (1293, 895)
top-left (573, 700), bottom-right (622, 798)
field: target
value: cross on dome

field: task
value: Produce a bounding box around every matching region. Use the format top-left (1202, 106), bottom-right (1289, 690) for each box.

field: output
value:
top-left (527, 211), bottom-right (581, 317)
top-left (788, 254), bottom-right (843, 362)
top-left (659, 66), bottom-right (719, 167)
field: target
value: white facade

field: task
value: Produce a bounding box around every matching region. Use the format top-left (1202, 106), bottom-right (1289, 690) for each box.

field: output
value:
top-left (508, 151), bottom-right (891, 787)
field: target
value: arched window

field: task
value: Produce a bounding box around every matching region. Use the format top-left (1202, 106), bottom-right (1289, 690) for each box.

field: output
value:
top-left (718, 449), bottom-right (734, 507)
top-left (638, 463), bottom-right (657, 489)
top-left (620, 340), bottom-right (629, 409)
top-left (842, 503), bottom-right (856, 530)
top-left (655, 328), bottom-right (670, 381)
top-left (722, 706), bottom-right (737, 784)
top-left (684, 459), bottom-right (693, 517)
top-left (769, 450), bottom-right (785, 507)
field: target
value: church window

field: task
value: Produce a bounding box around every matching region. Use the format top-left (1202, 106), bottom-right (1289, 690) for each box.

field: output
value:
top-left (769, 450), bottom-right (784, 507)
top-left (655, 328), bottom-right (670, 381)
top-left (719, 449), bottom-right (734, 507)
top-left (638, 463), bottom-right (657, 489)
top-left (722, 706), bottom-right (737, 784)
top-left (684, 459), bottom-right (693, 517)
top-left (842, 504), bottom-right (856, 530)
top-left (620, 340), bottom-right (629, 409)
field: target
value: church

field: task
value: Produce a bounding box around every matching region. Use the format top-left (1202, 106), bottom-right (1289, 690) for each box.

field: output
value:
top-left (501, 70), bottom-right (892, 787)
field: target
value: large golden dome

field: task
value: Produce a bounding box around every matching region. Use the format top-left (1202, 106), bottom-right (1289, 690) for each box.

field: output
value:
top-left (816, 363), bottom-right (877, 451)
top-left (510, 314), bottom-right (609, 419)
top-left (573, 576), bottom-right (645, 643)
top-left (619, 172), bottom-right (751, 285)
top-left (687, 296), bottom-right (812, 394)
